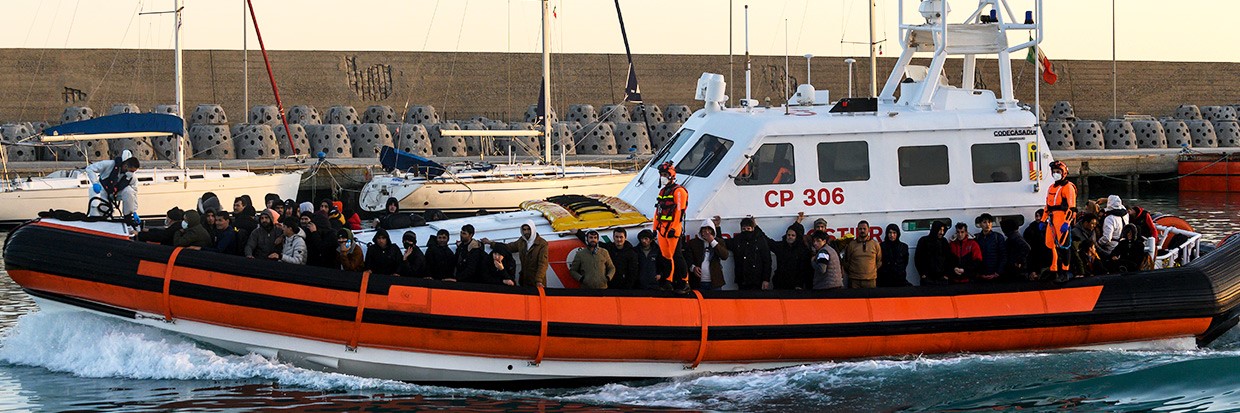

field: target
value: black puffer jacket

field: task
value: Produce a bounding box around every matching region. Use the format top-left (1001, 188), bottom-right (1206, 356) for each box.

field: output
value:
top-left (766, 222), bottom-right (812, 289)
top-left (728, 229), bottom-right (771, 288)
top-left (878, 223), bottom-right (911, 287)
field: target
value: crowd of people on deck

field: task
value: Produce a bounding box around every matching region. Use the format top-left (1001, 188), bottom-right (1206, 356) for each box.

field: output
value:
top-left (127, 160), bottom-right (1161, 292)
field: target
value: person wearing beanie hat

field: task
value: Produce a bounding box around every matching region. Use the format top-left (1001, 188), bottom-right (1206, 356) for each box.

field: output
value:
top-left (335, 228), bottom-right (365, 272)
top-left (135, 207), bottom-right (185, 245)
top-left (399, 230), bottom-right (426, 277)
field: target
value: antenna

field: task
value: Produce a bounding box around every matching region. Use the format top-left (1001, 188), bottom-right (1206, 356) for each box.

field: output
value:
top-left (844, 58), bottom-right (856, 98)
top-left (804, 54), bottom-right (813, 85)
top-left (744, 5), bottom-right (751, 111)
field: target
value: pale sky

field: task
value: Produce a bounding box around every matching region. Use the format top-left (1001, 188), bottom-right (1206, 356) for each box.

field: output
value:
top-left (1, 0), bottom-right (1236, 63)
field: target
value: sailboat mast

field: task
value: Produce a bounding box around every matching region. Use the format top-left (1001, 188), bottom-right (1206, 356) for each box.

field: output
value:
top-left (173, 0), bottom-right (186, 169)
top-left (242, 0), bottom-right (248, 115)
top-left (868, 0), bottom-right (877, 97)
top-left (541, 0), bottom-right (552, 164)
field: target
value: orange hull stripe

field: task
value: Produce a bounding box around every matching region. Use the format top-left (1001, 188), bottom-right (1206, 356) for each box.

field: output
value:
top-left (34, 221), bottom-right (132, 240)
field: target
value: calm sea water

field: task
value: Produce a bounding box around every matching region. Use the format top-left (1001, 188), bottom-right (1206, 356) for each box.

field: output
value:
top-left (1, 188), bottom-right (1238, 412)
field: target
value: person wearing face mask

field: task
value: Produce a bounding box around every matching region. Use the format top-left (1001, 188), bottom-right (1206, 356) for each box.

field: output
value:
top-left (244, 209), bottom-right (284, 259)
top-left (336, 228), bottom-right (365, 272)
top-left (135, 207), bottom-right (184, 246)
top-left (398, 231), bottom-right (426, 277)
top-left (1044, 161), bottom-right (1078, 281)
top-left (173, 209), bottom-right (212, 248)
top-left (85, 149), bottom-right (141, 218)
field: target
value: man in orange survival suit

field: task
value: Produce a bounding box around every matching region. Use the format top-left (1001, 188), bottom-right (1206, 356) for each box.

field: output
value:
top-left (654, 161), bottom-right (690, 293)
top-left (1044, 160), bottom-right (1077, 282)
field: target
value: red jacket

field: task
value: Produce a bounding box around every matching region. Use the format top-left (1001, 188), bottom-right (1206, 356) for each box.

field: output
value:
top-left (950, 236), bottom-right (984, 280)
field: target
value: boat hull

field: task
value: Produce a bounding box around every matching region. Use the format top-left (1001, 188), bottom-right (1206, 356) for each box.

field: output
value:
top-left (0, 170), bottom-right (302, 223)
top-left (365, 173), bottom-right (634, 213)
top-left (6, 221), bottom-right (1240, 382)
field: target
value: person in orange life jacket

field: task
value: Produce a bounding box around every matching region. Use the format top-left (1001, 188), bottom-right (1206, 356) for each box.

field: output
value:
top-left (653, 161), bottom-right (690, 293)
top-left (85, 151), bottom-right (140, 218)
top-left (949, 222), bottom-right (983, 283)
top-left (1044, 160), bottom-right (1078, 281)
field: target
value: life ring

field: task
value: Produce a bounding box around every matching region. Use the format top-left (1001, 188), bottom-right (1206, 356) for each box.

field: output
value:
top-left (1154, 214), bottom-right (1195, 250)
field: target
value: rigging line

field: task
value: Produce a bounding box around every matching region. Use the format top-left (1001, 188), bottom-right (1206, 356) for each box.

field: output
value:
top-left (18, 0), bottom-right (65, 122)
top-left (442, 0), bottom-right (469, 118)
top-left (792, 0), bottom-right (809, 53)
top-left (88, 0), bottom-right (145, 107)
top-left (61, 0), bottom-right (83, 48)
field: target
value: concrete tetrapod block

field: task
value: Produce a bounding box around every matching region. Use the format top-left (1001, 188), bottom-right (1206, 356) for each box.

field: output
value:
top-left (233, 124), bottom-right (280, 159)
top-left (363, 105), bottom-right (398, 124)
top-left (1049, 101), bottom-right (1075, 121)
top-left (325, 106), bottom-right (361, 125)
top-left (1071, 120), bottom-right (1105, 150)
top-left (307, 124), bottom-right (354, 158)
top-left (496, 122), bottom-right (541, 157)
top-left (458, 121), bottom-right (490, 156)
top-left (55, 107), bottom-right (109, 161)
top-left (1214, 120), bottom-right (1240, 147)
top-left (151, 104), bottom-right (179, 115)
top-left (1, 123), bottom-right (37, 161)
top-left (1103, 120), bottom-right (1137, 150)
top-left (61, 106), bottom-right (94, 123)
top-left (574, 122), bottom-right (618, 155)
top-left (152, 135), bottom-right (193, 162)
top-left (524, 105), bottom-right (558, 125)
top-left (272, 124), bottom-right (311, 157)
top-left (108, 112), bottom-right (156, 161)
top-left (191, 104), bottom-right (228, 125)
top-left (405, 105), bottom-right (441, 125)
top-left (651, 122), bottom-right (684, 151)
top-left (615, 122), bottom-right (653, 155)
top-left (630, 104), bottom-right (664, 124)
top-left (483, 119), bottom-right (508, 131)
top-left (664, 104), bottom-right (693, 124)
top-left (1187, 119), bottom-right (1218, 148)
top-left (599, 104), bottom-right (630, 123)
top-left (566, 104), bottom-right (598, 125)
top-left (288, 105), bottom-right (322, 125)
top-left (1175, 104), bottom-right (1202, 121)
top-left (188, 124), bottom-right (236, 160)
top-left (1131, 120), bottom-right (1168, 149)
top-left (248, 105), bottom-right (282, 125)
top-left (391, 123), bottom-right (432, 157)
top-left (1202, 106), bottom-right (1239, 122)
top-left (1161, 119), bottom-right (1192, 148)
top-left (1041, 120), bottom-right (1075, 150)
top-left (347, 123), bottom-right (394, 158)
top-left (428, 123), bottom-right (467, 157)
top-left (550, 122), bottom-right (578, 155)
top-left (108, 103), bottom-right (141, 115)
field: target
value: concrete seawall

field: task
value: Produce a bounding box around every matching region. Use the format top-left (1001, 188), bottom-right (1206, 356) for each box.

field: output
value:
top-left (1, 49), bottom-right (1236, 123)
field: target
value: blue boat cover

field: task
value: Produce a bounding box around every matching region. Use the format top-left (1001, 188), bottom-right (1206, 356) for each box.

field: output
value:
top-left (379, 146), bottom-right (445, 178)
top-left (43, 113), bottom-right (185, 137)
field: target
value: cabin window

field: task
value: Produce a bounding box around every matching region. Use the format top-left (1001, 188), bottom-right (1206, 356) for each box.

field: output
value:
top-left (676, 134), bottom-right (733, 178)
top-left (650, 128), bottom-right (695, 168)
top-left (971, 143), bottom-right (1022, 183)
top-left (817, 141), bottom-right (870, 182)
top-left (903, 218), bottom-right (952, 232)
top-left (898, 145), bottom-right (949, 186)
top-left (735, 143), bottom-right (795, 185)
top-left (997, 214), bottom-right (1026, 227)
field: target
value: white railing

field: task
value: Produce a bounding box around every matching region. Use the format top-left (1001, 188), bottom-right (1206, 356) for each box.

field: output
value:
top-left (1151, 224), bottom-right (1202, 269)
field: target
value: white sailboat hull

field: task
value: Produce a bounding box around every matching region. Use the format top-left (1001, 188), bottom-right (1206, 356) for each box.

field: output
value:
top-left (362, 170), bottom-right (634, 213)
top-left (0, 169), bottom-right (302, 223)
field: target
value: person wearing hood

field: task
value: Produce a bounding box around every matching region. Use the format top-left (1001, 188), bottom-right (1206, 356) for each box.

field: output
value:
top-left (878, 223), bottom-right (911, 287)
top-left (173, 209), bottom-right (213, 248)
top-left (336, 228), bottom-right (365, 271)
top-left (635, 229), bottom-right (669, 290)
top-left (487, 220), bottom-right (549, 287)
top-left (263, 193), bottom-right (282, 211)
top-left (343, 207), bottom-right (362, 231)
top-left (378, 197), bottom-right (416, 230)
top-left (453, 224), bottom-right (486, 283)
top-left (1128, 205), bottom-right (1158, 244)
top-left (245, 209), bottom-right (284, 259)
top-left (948, 222), bottom-right (983, 282)
top-left (232, 195), bottom-right (259, 233)
top-left (304, 213), bottom-right (338, 269)
top-left (1098, 195), bottom-right (1130, 257)
top-left (570, 230), bottom-right (615, 289)
top-left (1044, 160), bottom-right (1078, 280)
top-left (1108, 224), bottom-right (1150, 273)
top-left (424, 229), bottom-right (457, 280)
top-left (270, 216), bottom-right (307, 264)
top-left (398, 231), bottom-right (426, 277)
top-left (365, 228), bottom-right (404, 275)
top-left (481, 243), bottom-right (518, 285)
top-left (198, 192), bottom-right (222, 216)
top-left (687, 217), bottom-right (730, 291)
top-left (842, 220), bottom-right (882, 288)
top-left (1023, 209), bottom-right (1050, 280)
top-left (973, 213), bottom-right (1007, 280)
top-left (915, 220), bottom-right (955, 285)
top-left (763, 212), bottom-right (813, 290)
top-left (727, 216), bottom-right (772, 290)
top-left (1001, 218), bottom-right (1031, 281)
top-left (84, 150), bottom-right (140, 218)
top-left (299, 202), bottom-right (315, 216)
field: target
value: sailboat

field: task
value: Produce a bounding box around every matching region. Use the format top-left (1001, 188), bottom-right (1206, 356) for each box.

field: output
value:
top-left (0, 0), bottom-right (301, 224)
top-left (357, 2), bottom-right (645, 214)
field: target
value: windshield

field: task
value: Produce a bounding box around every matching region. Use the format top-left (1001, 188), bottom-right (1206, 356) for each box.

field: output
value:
top-left (675, 133), bottom-right (733, 178)
top-left (649, 127), bottom-right (695, 169)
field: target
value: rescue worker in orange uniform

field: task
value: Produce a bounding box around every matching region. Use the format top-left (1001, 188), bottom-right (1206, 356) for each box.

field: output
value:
top-left (654, 161), bottom-right (690, 293)
top-left (1044, 161), bottom-right (1077, 282)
